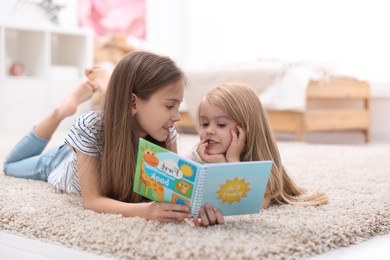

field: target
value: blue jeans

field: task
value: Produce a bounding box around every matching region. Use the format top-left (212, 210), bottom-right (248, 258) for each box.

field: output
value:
top-left (3, 130), bottom-right (70, 181)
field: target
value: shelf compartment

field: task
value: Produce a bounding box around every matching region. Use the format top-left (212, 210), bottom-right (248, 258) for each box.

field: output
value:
top-left (51, 32), bottom-right (89, 79)
top-left (5, 28), bottom-right (47, 77)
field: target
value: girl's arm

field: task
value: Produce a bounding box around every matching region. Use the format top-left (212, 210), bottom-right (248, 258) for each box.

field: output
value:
top-left (262, 188), bottom-right (271, 208)
top-left (76, 151), bottom-right (191, 222)
top-left (262, 197), bottom-right (271, 208)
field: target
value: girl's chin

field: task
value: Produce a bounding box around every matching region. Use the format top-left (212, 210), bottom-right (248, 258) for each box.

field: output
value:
top-left (206, 149), bottom-right (224, 156)
top-left (151, 133), bottom-right (169, 142)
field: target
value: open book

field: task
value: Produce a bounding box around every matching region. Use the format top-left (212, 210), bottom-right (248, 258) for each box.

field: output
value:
top-left (133, 138), bottom-right (273, 216)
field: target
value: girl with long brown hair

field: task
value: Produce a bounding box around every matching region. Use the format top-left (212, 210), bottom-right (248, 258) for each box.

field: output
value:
top-left (4, 51), bottom-right (192, 223)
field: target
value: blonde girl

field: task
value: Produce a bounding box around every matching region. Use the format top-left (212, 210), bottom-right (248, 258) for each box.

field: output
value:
top-left (192, 83), bottom-right (328, 226)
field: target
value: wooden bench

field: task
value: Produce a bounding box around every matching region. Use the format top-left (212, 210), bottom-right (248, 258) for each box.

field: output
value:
top-left (266, 77), bottom-right (371, 142)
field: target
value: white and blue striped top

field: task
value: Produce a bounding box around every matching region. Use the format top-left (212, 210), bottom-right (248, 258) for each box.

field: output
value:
top-left (48, 111), bottom-right (179, 195)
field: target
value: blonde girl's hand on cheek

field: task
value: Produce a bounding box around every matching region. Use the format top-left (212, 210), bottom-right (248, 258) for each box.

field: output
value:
top-left (144, 202), bottom-right (192, 223)
top-left (197, 138), bottom-right (227, 163)
top-left (225, 125), bottom-right (246, 162)
top-left (193, 203), bottom-right (225, 227)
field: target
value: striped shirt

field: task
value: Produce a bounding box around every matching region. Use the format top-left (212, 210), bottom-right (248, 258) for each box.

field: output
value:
top-left (48, 111), bottom-right (179, 195)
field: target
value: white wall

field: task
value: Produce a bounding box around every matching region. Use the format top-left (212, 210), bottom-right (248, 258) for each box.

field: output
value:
top-left (1, 0), bottom-right (78, 28)
top-left (146, 0), bottom-right (188, 63)
top-left (146, 0), bottom-right (390, 142)
top-left (146, 0), bottom-right (390, 83)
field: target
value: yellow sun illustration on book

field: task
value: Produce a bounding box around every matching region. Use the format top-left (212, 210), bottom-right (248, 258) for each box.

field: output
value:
top-left (180, 164), bottom-right (194, 178)
top-left (216, 177), bottom-right (250, 204)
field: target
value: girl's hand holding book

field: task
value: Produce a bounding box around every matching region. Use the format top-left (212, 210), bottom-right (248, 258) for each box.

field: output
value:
top-left (192, 203), bottom-right (225, 227)
top-left (144, 202), bottom-right (192, 223)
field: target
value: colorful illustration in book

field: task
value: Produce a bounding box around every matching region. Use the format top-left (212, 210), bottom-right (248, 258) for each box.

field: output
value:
top-left (178, 161), bottom-right (196, 182)
top-left (172, 193), bottom-right (190, 206)
top-left (139, 146), bottom-right (165, 200)
top-left (137, 143), bottom-right (197, 203)
top-left (216, 177), bottom-right (250, 204)
top-left (134, 138), bottom-right (273, 216)
top-left (174, 179), bottom-right (193, 198)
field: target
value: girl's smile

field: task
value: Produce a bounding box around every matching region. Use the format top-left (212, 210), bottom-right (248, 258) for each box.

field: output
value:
top-left (206, 139), bottom-right (217, 144)
top-left (134, 80), bottom-right (184, 142)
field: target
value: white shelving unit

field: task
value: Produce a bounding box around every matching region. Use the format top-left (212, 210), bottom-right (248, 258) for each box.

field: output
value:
top-left (0, 24), bottom-right (93, 133)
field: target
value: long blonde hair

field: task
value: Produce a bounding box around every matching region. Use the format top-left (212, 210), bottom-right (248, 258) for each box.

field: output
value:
top-left (101, 51), bottom-right (184, 203)
top-left (199, 83), bottom-right (328, 206)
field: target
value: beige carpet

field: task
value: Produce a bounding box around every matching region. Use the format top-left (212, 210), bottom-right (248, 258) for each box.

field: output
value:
top-left (1, 132), bottom-right (390, 259)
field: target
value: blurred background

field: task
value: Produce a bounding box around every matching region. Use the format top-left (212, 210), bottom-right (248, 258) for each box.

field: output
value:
top-left (0, 0), bottom-right (389, 142)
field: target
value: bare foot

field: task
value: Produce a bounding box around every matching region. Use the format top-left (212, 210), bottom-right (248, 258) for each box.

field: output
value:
top-left (85, 66), bottom-right (110, 94)
top-left (57, 81), bottom-right (96, 118)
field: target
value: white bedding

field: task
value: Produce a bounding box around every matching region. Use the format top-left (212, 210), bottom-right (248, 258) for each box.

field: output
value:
top-left (183, 61), bottom-right (330, 119)
top-left (183, 62), bottom-right (282, 119)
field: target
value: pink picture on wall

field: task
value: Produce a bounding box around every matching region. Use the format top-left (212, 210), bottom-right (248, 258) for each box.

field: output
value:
top-left (78, 0), bottom-right (145, 39)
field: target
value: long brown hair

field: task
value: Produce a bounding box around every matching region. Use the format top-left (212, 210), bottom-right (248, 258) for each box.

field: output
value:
top-left (199, 83), bottom-right (328, 206)
top-left (100, 51), bottom-right (184, 202)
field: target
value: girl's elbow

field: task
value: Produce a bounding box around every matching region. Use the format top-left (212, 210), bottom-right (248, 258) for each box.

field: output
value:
top-left (82, 196), bottom-right (100, 212)
top-left (83, 201), bottom-right (94, 211)
top-left (81, 187), bottom-right (112, 213)
top-left (262, 197), bottom-right (271, 209)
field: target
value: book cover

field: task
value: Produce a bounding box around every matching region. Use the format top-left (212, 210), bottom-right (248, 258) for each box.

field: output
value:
top-left (133, 138), bottom-right (272, 216)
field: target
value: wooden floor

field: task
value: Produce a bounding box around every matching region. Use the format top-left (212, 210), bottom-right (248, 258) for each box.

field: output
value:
top-left (1, 230), bottom-right (390, 259)
top-left (0, 232), bottom-right (110, 260)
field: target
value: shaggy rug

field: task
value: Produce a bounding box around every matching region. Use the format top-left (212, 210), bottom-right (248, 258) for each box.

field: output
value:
top-left (1, 133), bottom-right (390, 259)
